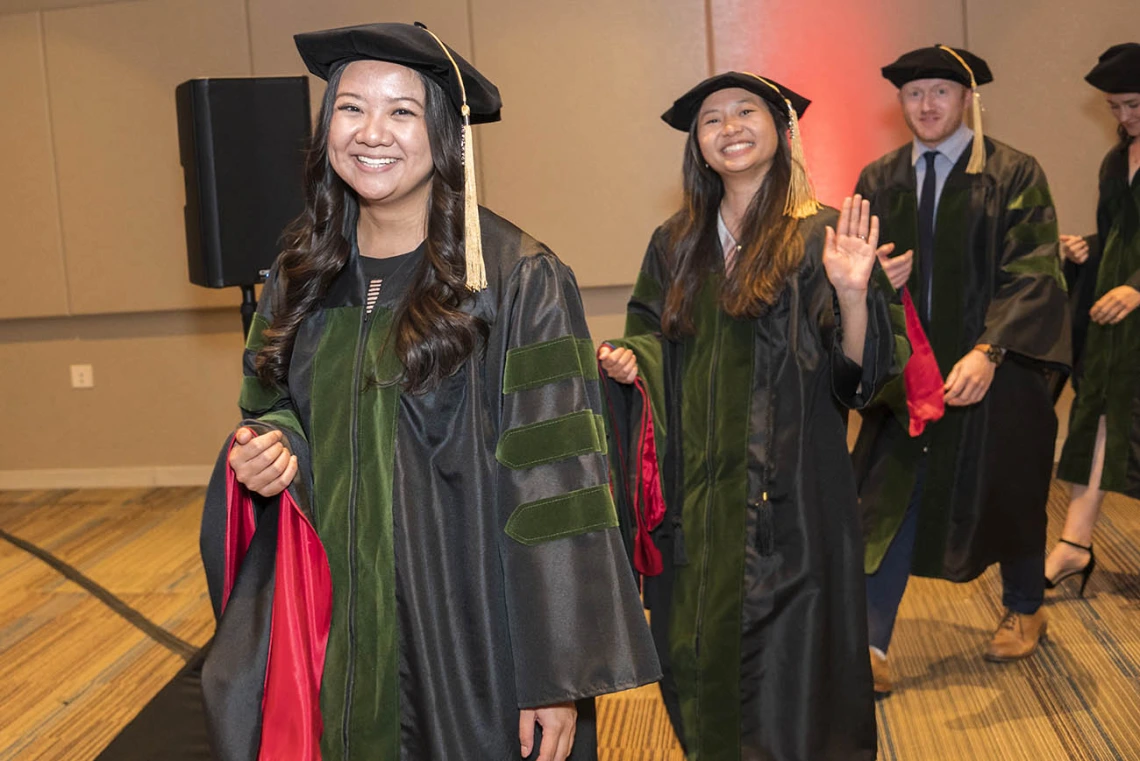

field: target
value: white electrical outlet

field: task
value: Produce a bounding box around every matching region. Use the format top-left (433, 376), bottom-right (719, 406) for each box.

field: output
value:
top-left (70, 364), bottom-right (94, 389)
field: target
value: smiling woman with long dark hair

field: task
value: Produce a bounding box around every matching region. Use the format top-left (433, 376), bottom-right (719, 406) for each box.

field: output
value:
top-left (197, 22), bottom-right (659, 761)
top-left (598, 72), bottom-right (899, 760)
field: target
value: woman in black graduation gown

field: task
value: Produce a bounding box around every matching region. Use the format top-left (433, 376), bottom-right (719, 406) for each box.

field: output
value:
top-left (598, 73), bottom-right (897, 760)
top-left (199, 22), bottom-right (659, 761)
top-left (1049, 43), bottom-right (1140, 594)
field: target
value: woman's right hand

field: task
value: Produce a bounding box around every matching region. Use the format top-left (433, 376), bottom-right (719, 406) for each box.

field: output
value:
top-left (597, 344), bottom-right (638, 384)
top-left (228, 427), bottom-right (298, 497)
top-left (1060, 234), bottom-right (1090, 264)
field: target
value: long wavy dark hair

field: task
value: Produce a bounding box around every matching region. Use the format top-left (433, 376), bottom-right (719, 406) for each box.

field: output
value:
top-left (255, 63), bottom-right (485, 393)
top-left (661, 99), bottom-right (804, 340)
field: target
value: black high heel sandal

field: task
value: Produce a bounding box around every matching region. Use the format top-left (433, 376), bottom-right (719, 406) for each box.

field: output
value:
top-left (1045, 538), bottom-right (1096, 597)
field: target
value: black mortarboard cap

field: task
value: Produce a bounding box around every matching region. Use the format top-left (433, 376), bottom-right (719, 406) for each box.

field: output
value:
top-left (881, 46), bottom-right (993, 89)
top-left (294, 22), bottom-right (502, 124)
top-left (1085, 43), bottom-right (1140, 94)
top-left (661, 71), bottom-right (810, 132)
top-left (663, 72), bottom-right (820, 218)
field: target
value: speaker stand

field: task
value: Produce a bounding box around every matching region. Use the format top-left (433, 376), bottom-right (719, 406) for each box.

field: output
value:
top-left (240, 285), bottom-right (257, 340)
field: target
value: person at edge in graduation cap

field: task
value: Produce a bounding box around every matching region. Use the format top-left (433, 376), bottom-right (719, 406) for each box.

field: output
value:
top-left (197, 21), bottom-right (660, 761)
top-left (596, 71), bottom-right (900, 761)
top-left (850, 45), bottom-right (1071, 696)
top-left (1048, 43), bottom-right (1140, 598)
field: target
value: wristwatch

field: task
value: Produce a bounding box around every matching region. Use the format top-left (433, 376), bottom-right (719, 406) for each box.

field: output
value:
top-left (973, 343), bottom-right (1005, 366)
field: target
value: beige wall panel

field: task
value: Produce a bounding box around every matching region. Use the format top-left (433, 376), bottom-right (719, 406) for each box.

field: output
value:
top-left (0, 1), bottom-right (121, 15)
top-left (582, 286), bottom-right (631, 346)
top-left (470, 0), bottom-right (708, 288)
top-left (966, 0), bottom-right (1138, 235)
top-left (43, 0), bottom-right (250, 315)
top-left (0, 12), bottom-right (68, 319)
top-left (0, 321), bottom-right (244, 470)
top-left (711, 0), bottom-right (965, 205)
top-left (247, 0), bottom-right (472, 116)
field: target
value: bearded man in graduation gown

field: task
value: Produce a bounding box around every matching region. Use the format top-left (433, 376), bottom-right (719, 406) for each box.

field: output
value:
top-left (851, 45), bottom-right (1071, 694)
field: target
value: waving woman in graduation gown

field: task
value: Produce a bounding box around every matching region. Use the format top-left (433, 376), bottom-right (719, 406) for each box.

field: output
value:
top-left (599, 73), bottom-right (899, 761)
top-left (1050, 43), bottom-right (1140, 592)
top-left (197, 22), bottom-right (659, 761)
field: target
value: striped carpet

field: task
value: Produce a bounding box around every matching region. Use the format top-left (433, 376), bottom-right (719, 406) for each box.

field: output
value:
top-left (2, 482), bottom-right (1139, 760)
top-left (865, 480), bottom-right (1140, 761)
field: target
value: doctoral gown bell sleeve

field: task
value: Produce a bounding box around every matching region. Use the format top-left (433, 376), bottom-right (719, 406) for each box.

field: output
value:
top-left (491, 252), bottom-right (662, 708)
top-left (977, 157), bottom-right (1070, 366)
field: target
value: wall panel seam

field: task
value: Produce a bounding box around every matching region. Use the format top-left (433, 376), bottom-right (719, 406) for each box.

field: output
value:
top-left (36, 9), bottom-right (73, 316)
top-left (242, 0), bottom-right (254, 75)
top-left (961, 0), bottom-right (970, 50)
top-left (703, 0), bottom-right (716, 76)
top-left (464, 0), bottom-right (487, 191)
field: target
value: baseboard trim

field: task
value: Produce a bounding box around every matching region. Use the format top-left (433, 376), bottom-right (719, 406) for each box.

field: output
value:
top-left (0, 466), bottom-right (213, 490)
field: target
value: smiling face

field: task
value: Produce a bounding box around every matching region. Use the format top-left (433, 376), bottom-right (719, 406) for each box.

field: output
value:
top-left (898, 78), bottom-right (970, 146)
top-left (696, 87), bottom-right (780, 186)
top-left (327, 60), bottom-right (435, 211)
top-left (1107, 92), bottom-right (1140, 138)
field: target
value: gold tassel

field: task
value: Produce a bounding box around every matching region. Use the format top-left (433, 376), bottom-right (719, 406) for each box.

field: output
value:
top-left (461, 107), bottom-right (487, 290)
top-left (742, 73), bottom-right (821, 219)
top-left (420, 25), bottom-right (488, 291)
top-left (938, 45), bottom-right (986, 175)
top-left (784, 104), bottom-right (823, 219)
top-left (965, 89), bottom-right (986, 174)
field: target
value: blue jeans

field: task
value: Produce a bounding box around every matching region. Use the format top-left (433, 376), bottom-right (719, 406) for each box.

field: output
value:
top-left (865, 459), bottom-right (1044, 652)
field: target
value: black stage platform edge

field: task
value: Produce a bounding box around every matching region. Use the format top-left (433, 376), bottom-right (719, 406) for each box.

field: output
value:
top-left (95, 643), bottom-right (213, 761)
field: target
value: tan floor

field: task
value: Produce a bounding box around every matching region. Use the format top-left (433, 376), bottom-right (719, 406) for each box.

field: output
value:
top-left (1, 481), bottom-right (1138, 760)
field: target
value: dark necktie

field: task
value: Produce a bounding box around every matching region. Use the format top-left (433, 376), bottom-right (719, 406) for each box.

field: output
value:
top-left (917, 150), bottom-right (939, 327)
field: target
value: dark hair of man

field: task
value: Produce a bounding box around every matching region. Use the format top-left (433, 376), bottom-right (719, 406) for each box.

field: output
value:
top-left (661, 99), bottom-right (804, 339)
top-left (255, 64), bottom-right (486, 393)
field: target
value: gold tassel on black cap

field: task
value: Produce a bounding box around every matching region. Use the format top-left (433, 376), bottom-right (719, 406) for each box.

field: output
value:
top-left (418, 24), bottom-right (487, 291)
top-left (938, 45), bottom-right (986, 174)
top-left (743, 73), bottom-right (822, 219)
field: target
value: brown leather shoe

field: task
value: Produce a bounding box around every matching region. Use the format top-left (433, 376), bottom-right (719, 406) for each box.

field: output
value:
top-left (869, 647), bottom-right (892, 695)
top-left (984, 608), bottom-right (1048, 662)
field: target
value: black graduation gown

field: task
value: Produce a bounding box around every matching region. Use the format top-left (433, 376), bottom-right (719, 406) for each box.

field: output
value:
top-left (602, 209), bottom-right (896, 761)
top-left (852, 138), bottom-right (1072, 581)
top-left (199, 206), bottom-right (661, 761)
top-left (1058, 141), bottom-right (1140, 498)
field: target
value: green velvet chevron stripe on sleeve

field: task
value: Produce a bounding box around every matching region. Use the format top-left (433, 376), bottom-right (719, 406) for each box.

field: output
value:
top-left (1006, 220), bottom-right (1060, 248)
top-left (1003, 252), bottom-right (1066, 282)
top-left (504, 485), bottom-right (619, 545)
top-left (496, 410), bottom-right (607, 470)
top-left (502, 336), bottom-right (598, 393)
top-left (1007, 184), bottom-right (1054, 211)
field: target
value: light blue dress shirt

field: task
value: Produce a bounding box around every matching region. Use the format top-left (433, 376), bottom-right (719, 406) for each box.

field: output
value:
top-left (912, 123), bottom-right (975, 227)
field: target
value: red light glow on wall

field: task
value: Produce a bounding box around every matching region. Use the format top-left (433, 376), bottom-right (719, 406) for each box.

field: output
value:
top-left (710, 0), bottom-right (964, 206)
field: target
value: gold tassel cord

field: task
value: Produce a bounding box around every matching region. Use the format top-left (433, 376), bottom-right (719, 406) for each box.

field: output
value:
top-left (937, 45), bottom-right (986, 174)
top-left (741, 72), bottom-right (822, 219)
top-left (461, 107), bottom-right (487, 290)
top-left (966, 89), bottom-right (985, 174)
top-left (783, 104), bottom-right (824, 219)
top-left (419, 25), bottom-right (488, 291)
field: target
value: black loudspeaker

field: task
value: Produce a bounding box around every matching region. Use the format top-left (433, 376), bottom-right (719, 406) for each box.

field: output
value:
top-left (176, 77), bottom-right (311, 288)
